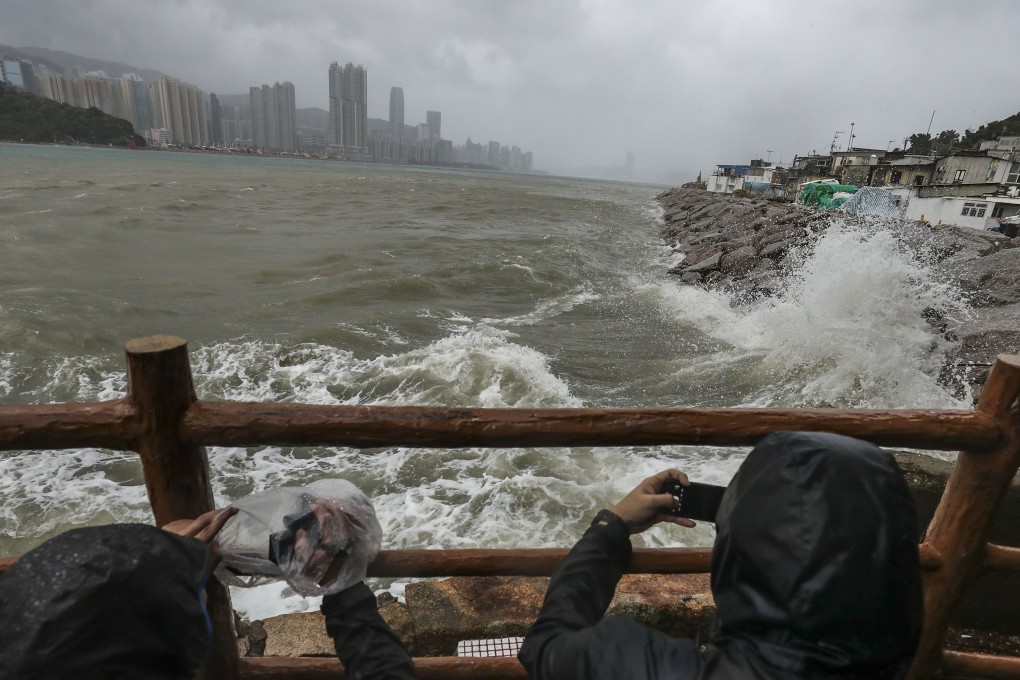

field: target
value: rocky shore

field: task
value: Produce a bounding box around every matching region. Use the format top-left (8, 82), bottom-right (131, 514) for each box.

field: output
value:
top-left (655, 187), bottom-right (1020, 400)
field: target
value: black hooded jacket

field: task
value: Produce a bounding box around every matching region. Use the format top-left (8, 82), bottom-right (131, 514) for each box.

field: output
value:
top-left (0, 524), bottom-right (213, 680)
top-left (519, 432), bottom-right (922, 680)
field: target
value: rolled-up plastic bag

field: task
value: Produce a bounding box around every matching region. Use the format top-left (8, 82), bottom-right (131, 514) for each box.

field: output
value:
top-left (216, 479), bottom-right (382, 596)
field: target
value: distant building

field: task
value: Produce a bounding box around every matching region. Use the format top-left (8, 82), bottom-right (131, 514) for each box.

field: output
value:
top-left (149, 76), bottom-right (207, 146)
top-left (249, 81), bottom-right (297, 152)
top-left (488, 141), bottom-right (501, 166)
top-left (120, 73), bottom-right (152, 133)
top-left (208, 93), bottom-right (222, 146)
top-left (426, 110), bottom-right (441, 141)
top-left (328, 62), bottom-right (368, 155)
top-left (707, 159), bottom-right (777, 195)
top-left (2, 57), bottom-right (38, 93)
top-left (389, 86), bottom-right (404, 142)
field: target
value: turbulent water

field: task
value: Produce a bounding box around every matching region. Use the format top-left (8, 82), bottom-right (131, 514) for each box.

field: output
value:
top-left (0, 143), bottom-right (969, 618)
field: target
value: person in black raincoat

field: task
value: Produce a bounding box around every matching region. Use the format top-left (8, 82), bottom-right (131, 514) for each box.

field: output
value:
top-left (519, 431), bottom-right (922, 680)
top-left (0, 507), bottom-right (416, 680)
top-left (0, 509), bottom-right (236, 680)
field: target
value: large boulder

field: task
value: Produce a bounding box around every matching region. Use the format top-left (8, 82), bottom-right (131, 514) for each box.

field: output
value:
top-left (940, 247), bottom-right (1020, 307)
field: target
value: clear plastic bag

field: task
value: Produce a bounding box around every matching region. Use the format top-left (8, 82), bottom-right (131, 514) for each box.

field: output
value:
top-left (216, 479), bottom-right (382, 596)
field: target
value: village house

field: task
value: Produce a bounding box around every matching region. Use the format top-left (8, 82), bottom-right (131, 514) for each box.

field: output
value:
top-left (705, 159), bottom-right (784, 197)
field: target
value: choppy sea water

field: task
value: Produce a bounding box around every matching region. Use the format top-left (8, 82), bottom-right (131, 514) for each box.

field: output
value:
top-left (0, 143), bottom-right (969, 618)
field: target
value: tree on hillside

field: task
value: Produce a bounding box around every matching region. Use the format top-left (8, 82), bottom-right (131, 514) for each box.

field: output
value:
top-left (960, 112), bottom-right (1020, 149)
top-left (906, 133), bottom-right (932, 154)
top-left (0, 82), bottom-right (145, 146)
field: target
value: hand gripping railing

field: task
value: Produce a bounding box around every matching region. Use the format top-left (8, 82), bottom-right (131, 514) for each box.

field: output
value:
top-left (1, 335), bottom-right (1019, 679)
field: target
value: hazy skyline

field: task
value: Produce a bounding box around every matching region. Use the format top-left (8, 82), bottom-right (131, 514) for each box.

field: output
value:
top-left (2, 0), bottom-right (1016, 183)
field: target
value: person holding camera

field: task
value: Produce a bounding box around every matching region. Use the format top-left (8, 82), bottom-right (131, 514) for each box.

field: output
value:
top-left (518, 431), bottom-right (922, 680)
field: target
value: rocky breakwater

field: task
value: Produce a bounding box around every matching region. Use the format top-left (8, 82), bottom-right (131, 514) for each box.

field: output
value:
top-left (657, 187), bottom-right (1020, 399)
top-left (658, 187), bottom-right (830, 302)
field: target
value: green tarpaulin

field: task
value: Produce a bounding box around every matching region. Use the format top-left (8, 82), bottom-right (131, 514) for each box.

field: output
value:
top-left (799, 183), bottom-right (859, 210)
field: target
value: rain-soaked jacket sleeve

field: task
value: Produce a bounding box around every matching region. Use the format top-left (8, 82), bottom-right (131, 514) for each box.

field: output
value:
top-left (321, 582), bottom-right (417, 679)
top-left (519, 515), bottom-right (701, 680)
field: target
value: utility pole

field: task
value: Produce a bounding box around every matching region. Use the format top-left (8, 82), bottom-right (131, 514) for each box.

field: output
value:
top-left (848, 122), bottom-right (855, 152)
top-left (830, 130), bottom-right (844, 154)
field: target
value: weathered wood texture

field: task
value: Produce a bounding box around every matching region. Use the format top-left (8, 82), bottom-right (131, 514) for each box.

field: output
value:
top-left (239, 656), bottom-right (526, 679)
top-left (183, 402), bottom-right (1000, 451)
top-left (0, 400), bottom-right (136, 451)
top-left (909, 355), bottom-right (1020, 680)
top-left (942, 651), bottom-right (1020, 679)
top-left (984, 543), bottom-right (1020, 571)
top-left (124, 335), bottom-right (239, 680)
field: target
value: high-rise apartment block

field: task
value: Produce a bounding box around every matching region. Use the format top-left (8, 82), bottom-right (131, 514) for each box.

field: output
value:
top-left (389, 86), bottom-right (404, 142)
top-left (119, 73), bottom-right (153, 133)
top-left (249, 81), bottom-right (297, 152)
top-left (150, 76), bottom-right (207, 146)
top-left (328, 62), bottom-right (367, 155)
top-left (426, 111), bottom-right (441, 141)
top-left (0, 57), bottom-right (37, 93)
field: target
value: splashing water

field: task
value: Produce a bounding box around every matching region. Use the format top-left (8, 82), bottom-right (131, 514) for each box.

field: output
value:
top-left (653, 217), bottom-right (970, 409)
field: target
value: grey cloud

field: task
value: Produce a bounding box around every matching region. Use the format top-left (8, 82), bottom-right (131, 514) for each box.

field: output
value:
top-left (1, 0), bottom-right (1015, 183)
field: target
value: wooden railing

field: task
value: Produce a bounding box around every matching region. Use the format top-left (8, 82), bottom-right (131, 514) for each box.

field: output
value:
top-left (1, 335), bottom-right (1019, 679)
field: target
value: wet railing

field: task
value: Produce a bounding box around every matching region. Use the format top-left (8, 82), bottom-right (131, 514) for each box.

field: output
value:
top-left (1, 335), bottom-right (1019, 679)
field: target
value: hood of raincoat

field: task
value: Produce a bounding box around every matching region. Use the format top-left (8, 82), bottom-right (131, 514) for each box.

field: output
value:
top-left (710, 432), bottom-right (921, 678)
top-left (0, 523), bottom-right (213, 680)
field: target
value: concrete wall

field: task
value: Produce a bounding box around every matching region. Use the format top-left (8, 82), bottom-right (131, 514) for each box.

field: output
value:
top-left (892, 189), bottom-right (1000, 230)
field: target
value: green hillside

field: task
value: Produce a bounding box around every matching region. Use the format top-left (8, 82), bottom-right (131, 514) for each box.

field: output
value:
top-left (0, 83), bottom-right (145, 146)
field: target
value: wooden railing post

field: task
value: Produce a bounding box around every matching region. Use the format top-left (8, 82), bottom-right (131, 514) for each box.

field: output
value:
top-left (908, 354), bottom-right (1020, 680)
top-left (125, 335), bottom-right (240, 680)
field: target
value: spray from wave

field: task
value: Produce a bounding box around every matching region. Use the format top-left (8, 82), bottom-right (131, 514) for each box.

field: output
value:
top-left (649, 216), bottom-right (970, 409)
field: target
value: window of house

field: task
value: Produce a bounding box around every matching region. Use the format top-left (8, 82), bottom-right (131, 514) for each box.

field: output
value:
top-left (992, 204), bottom-right (1004, 218)
top-left (961, 202), bottom-right (987, 217)
top-left (891, 170), bottom-right (902, 184)
top-left (1008, 162), bottom-right (1020, 185)
top-left (954, 169), bottom-right (967, 182)
top-left (914, 175), bottom-right (924, 186)
top-left (935, 168), bottom-right (946, 182)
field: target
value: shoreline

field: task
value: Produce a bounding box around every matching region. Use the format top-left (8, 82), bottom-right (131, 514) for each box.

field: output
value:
top-left (654, 187), bottom-right (1020, 403)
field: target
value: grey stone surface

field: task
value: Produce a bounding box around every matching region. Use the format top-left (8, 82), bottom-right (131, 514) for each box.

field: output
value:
top-left (684, 251), bottom-right (722, 273)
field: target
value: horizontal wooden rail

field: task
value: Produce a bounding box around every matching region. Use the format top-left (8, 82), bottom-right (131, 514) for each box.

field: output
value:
top-left (240, 656), bottom-right (525, 679)
top-left (0, 400), bottom-right (137, 451)
top-left (183, 403), bottom-right (1001, 451)
top-left (942, 651), bottom-right (1020, 679)
top-left (0, 548), bottom-right (713, 579)
top-left (983, 543), bottom-right (1020, 571)
top-left (0, 401), bottom-right (1002, 453)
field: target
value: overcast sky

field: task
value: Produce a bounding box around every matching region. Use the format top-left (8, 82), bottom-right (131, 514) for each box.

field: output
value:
top-left (2, 0), bottom-right (1016, 183)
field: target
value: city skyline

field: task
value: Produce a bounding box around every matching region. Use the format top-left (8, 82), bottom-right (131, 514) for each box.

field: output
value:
top-left (0, 1), bottom-right (1016, 183)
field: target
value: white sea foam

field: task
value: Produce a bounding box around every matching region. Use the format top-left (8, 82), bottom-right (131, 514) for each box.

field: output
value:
top-left (649, 219), bottom-right (969, 409)
top-left (483, 287), bottom-right (599, 328)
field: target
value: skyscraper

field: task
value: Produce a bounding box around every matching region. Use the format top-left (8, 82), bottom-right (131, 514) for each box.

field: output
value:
top-left (426, 110), bottom-right (441, 141)
top-left (209, 93), bottom-right (222, 146)
top-left (249, 82), bottom-right (297, 152)
top-left (121, 73), bottom-right (152, 133)
top-left (389, 87), bottom-right (404, 142)
top-left (328, 62), bottom-right (367, 153)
